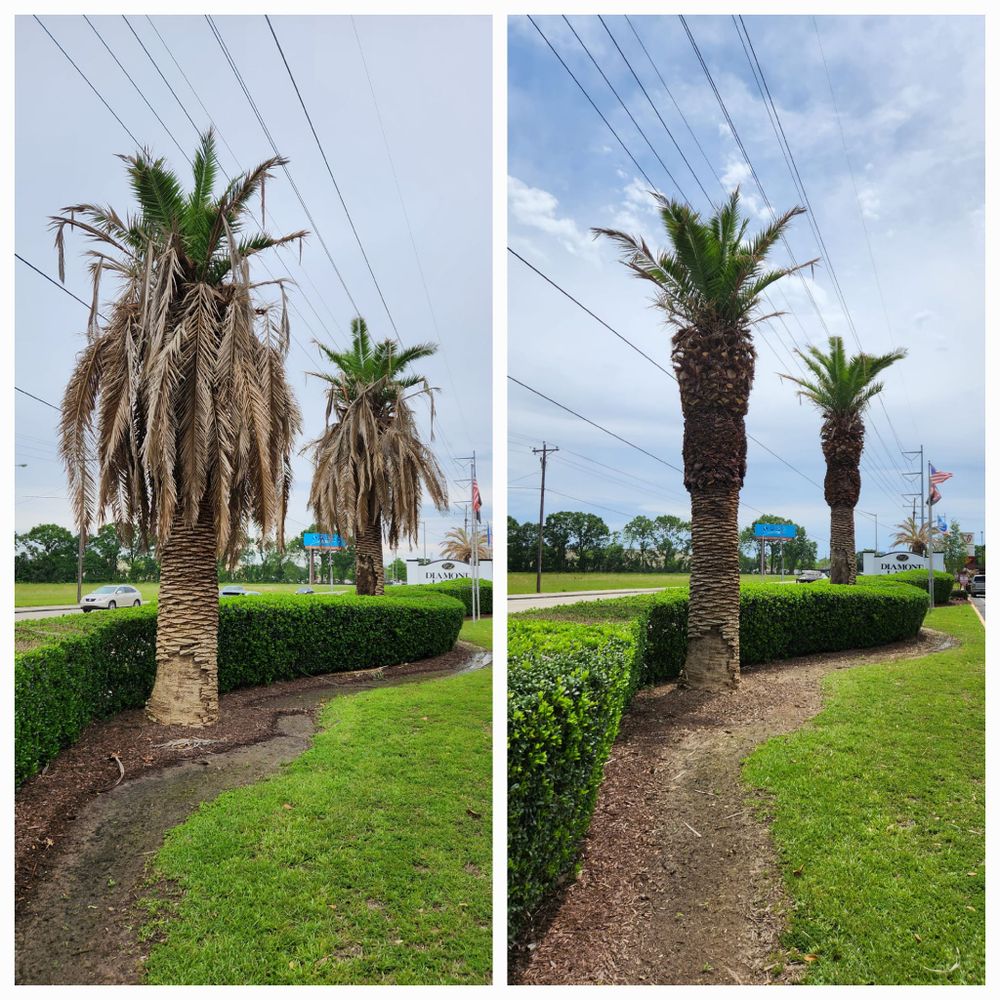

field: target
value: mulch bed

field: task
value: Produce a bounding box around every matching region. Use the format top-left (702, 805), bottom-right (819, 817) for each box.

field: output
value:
top-left (511, 628), bottom-right (954, 985)
top-left (15, 644), bottom-right (476, 912)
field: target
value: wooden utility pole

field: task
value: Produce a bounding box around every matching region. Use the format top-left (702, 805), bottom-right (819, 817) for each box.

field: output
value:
top-left (532, 442), bottom-right (558, 594)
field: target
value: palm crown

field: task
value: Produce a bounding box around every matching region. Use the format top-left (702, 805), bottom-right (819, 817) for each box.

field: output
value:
top-left (781, 336), bottom-right (907, 417)
top-left (593, 188), bottom-right (814, 329)
top-left (56, 130), bottom-right (304, 563)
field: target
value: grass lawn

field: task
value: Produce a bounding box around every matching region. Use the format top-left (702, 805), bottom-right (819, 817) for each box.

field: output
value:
top-left (743, 604), bottom-right (984, 984)
top-left (507, 571), bottom-right (795, 594)
top-left (141, 667), bottom-right (492, 985)
top-left (14, 581), bottom-right (353, 607)
top-left (459, 617), bottom-right (493, 650)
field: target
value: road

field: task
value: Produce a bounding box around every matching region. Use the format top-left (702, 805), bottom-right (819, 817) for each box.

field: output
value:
top-left (509, 588), bottom-right (667, 613)
top-left (14, 605), bottom-right (88, 621)
top-left (971, 596), bottom-right (985, 621)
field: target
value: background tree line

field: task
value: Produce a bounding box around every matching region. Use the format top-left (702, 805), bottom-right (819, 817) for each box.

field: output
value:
top-left (509, 510), bottom-right (819, 574)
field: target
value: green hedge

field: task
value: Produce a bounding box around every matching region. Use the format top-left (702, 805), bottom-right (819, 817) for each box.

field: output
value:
top-left (15, 594), bottom-right (464, 788)
top-left (518, 578), bottom-right (928, 684)
top-left (386, 579), bottom-right (492, 616)
top-left (508, 620), bottom-right (640, 939)
top-left (884, 569), bottom-right (954, 606)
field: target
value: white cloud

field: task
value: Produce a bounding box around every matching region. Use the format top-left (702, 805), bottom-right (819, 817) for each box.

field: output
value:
top-left (508, 175), bottom-right (593, 256)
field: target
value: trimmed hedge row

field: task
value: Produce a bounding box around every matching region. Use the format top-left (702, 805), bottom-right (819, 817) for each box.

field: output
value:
top-left (386, 579), bottom-right (492, 616)
top-left (15, 593), bottom-right (464, 787)
top-left (508, 620), bottom-right (641, 939)
top-left (884, 569), bottom-right (954, 606)
top-left (508, 577), bottom-right (929, 937)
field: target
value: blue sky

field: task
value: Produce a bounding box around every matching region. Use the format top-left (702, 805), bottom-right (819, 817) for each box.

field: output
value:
top-left (508, 14), bottom-right (985, 556)
top-left (15, 14), bottom-right (492, 560)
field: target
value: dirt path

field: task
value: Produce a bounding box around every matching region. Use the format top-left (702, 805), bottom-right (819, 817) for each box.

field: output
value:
top-left (512, 628), bottom-right (953, 985)
top-left (15, 643), bottom-right (489, 986)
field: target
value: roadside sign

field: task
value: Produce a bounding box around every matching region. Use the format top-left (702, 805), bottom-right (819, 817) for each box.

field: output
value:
top-left (303, 532), bottom-right (345, 549)
top-left (753, 523), bottom-right (797, 539)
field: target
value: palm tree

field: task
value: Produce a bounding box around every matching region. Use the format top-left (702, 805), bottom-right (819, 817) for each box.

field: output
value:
top-left (56, 130), bottom-right (303, 726)
top-left (308, 317), bottom-right (448, 595)
top-left (441, 526), bottom-right (490, 562)
top-left (781, 336), bottom-right (906, 584)
top-left (892, 515), bottom-right (928, 557)
top-left (595, 189), bottom-right (810, 690)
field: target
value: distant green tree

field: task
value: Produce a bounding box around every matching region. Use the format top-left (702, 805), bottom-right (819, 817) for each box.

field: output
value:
top-left (564, 512), bottom-right (609, 571)
top-left (543, 512), bottom-right (574, 572)
top-left (506, 516), bottom-right (538, 573)
top-left (14, 523), bottom-right (78, 582)
top-left (622, 515), bottom-right (657, 570)
top-left (83, 523), bottom-right (124, 581)
top-left (652, 514), bottom-right (691, 571)
top-left (943, 519), bottom-right (968, 575)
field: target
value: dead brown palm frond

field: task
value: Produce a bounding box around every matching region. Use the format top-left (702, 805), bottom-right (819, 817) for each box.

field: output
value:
top-left (56, 130), bottom-right (303, 567)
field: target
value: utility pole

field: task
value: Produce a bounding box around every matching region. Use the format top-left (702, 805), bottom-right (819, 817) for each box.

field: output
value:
top-left (457, 453), bottom-right (482, 621)
top-left (422, 521), bottom-right (427, 561)
top-left (927, 459), bottom-right (935, 609)
top-left (532, 442), bottom-right (558, 594)
top-left (76, 525), bottom-right (86, 604)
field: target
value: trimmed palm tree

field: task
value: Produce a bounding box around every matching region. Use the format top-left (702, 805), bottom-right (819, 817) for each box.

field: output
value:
top-left (780, 336), bottom-right (906, 584)
top-left (441, 526), bottom-right (491, 562)
top-left (595, 189), bottom-right (810, 690)
top-left (892, 514), bottom-right (928, 557)
top-left (308, 317), bottom-right (448, 595)
top-left (56, 130), bottom-right (303, 726)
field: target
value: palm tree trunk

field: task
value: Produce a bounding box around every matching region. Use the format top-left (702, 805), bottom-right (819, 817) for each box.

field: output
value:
top-left (146, 503), bottom-right (220, 726)
top-left (829, 504), bottom-right (857, 585)
top-left (683, 485), bottom-right (741, 690)
top-left (355, 514), bottom-right (385, 596)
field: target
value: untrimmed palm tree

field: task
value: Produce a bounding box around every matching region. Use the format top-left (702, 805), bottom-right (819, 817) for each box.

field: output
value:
top-left (308, 317), bottom-right (448, 595)
top-left (595, 189), bottom-right (810, 690)
top-left (892, 515), bottom-right (928, 557)
top-left (781, 336), bottom-right (906, 584)
top-left (441, 526), bottom-right (490, 562)
top-left (56, 130), bottom-right (303, 726)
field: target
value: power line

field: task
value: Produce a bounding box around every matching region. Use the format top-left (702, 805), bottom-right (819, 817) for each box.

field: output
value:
top-left (15, 386), bottom-right (60, 411)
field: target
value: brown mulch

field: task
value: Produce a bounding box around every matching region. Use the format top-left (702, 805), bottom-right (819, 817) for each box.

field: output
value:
top-left (15, 644), bottom-right (476, 913)
top-left (511, 628), bottom-right (954, 986)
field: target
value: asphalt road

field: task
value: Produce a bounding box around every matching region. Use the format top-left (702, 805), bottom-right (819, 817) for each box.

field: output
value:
top-left (509, 587), bottom-right (667, 613)
top-left (971, 595), bottom-right (985, 620)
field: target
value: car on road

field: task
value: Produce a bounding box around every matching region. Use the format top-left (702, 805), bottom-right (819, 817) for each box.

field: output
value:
top-left (219, 585), bottom-right (261, 598)
top-left (80, 584), bottom-right (142, 611)
top-left (796, 570), bottom-right (826, 584)
top-left (969, 574), bottom-right (985, 598)
top-left (296, 587), bottom-right (314, 594)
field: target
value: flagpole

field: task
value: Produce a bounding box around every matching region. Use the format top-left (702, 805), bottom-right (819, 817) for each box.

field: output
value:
top-left (927, 460), bottom-right (935, 610)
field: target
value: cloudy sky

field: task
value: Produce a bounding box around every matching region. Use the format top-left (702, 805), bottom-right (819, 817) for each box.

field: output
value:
top-left (508, 13), bottom-right (985, 555)
top-left (15, 14), bottom-right (491, 560)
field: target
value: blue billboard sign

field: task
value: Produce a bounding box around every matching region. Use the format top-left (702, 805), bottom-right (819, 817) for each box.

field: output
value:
top-left (753, 522), bottom-right (797, 539)
top-left (303, 532), bottom-right (345, 549)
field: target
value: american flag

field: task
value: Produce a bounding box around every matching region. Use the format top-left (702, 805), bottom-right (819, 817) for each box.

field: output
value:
top-left (929, 465), bottom-right (953, 486)
top-left (471, 479), bottom-right (482, 522)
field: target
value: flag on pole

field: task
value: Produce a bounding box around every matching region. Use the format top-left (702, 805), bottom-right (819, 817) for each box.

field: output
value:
top-left (486, 521), bottom-right (492, 547)
top-left (929, 465), bottom-right (953, 486)
top-left (471, 479), bottom-right (482, 522)
top-left (929, 485), bottom-right (941, 506)
top-left (936, 515), bottom-right (949, 534)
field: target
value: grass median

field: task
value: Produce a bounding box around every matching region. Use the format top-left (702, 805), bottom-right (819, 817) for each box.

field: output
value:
top-left (141, 666), bottom-right (492, 985)
top-left (14, 581), bottom-right (352, 607)
top-left (743, 604), bottom-right (984, 984)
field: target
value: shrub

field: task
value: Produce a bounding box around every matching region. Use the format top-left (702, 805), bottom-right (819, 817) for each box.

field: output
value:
top-left (15, 593), bottom-right (464, 787)
top-left (386, 579), bottom-right (492, 616)
top-left (885, 569), bottom-right (954, 606)
top-left (507, 620), bottom-right (640, 939)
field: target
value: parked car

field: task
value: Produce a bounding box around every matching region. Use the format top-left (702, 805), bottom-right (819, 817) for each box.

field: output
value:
top-left (219, 585), bottom-right (261, 597)
top-left (969, 574), bottom-right (985, 598)
top-left (295, 586), bottom-right (314, 595)
top-left (796, 570), bottom-right (826, 584)
top-left (80, 584), bottom-right (142, 611)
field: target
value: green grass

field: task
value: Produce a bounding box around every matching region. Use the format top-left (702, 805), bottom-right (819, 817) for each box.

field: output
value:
top-left (13, 581), bottom-right (353, 607)
top-left (514, 593), bottom-right (659, 625)
top-left (508, 571), bottom-right (795, 594)
top-left (459, 617), bottom-right (493, 650)
top-left (743, 604), bottom-right (984, 984)
top-left (142, 667), bottom-right (492, 985)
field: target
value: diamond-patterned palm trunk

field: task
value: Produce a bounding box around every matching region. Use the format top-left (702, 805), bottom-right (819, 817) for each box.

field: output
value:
top-left (822, 413), bottom-right (864, 586)
top-left (673, 322), bottom-right (755, 691)
top-left (355, 514), bottom-right (385, 596)
top-left (146, 502), bottom-right (220, 726)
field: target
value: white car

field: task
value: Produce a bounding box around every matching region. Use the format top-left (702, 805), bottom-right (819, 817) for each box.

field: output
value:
top-left (219, 585), bottom-right (261, 597)
top-left (80, 584), bottom-right (143, 611)
top-left (796, 570), bottom-right (826, 584)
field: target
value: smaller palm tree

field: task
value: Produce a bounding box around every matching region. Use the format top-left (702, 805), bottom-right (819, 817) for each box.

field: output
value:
top-left (441, 526), bottom-right (490, 563)
top-left (308, 318), bottom-right (448, 595)
top-left (892, 515), bottom-right (928, 557)
top-left (781, 336), bottom-right (906, 584)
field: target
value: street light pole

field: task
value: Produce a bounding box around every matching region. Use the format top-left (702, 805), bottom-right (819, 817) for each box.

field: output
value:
top-left (532, 442), bottom-right (558, 594)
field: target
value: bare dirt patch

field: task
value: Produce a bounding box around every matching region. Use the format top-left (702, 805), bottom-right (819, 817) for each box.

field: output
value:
top-left (15, 642), bottom-right (486, 985)
top-left (512, 629), bottom-right (953, 985)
